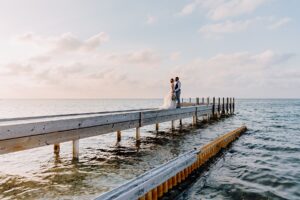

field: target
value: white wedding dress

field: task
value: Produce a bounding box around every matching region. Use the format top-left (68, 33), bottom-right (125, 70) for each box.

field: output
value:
top-left (160, 83), bottom-right (177, 109)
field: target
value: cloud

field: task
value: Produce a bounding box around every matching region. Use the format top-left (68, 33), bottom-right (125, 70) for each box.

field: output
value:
top-left (199, 19), bottom-right (255, 38)
top-left (1, 32), bottom-right (163, 98)
top-left (178, 0), bottom-right (269, 20)
top-left (3, 63), bottom-right (34, 76)
top-left (179, 2), bottom-right (198, 16)
top-left (126, 49), bottom-right (161, 65)
top-left (172, 50), bottom-right (295, 97)
top-left (169, 52), bottom-right (181, 61)
top-left (16, 32), bottom-right (109, 53)
top-left (146, 15), bottom-right (157, 24)
top-left (198, 17), bottom-right (291, 38)
top-left (268, 17), bottom-right (291, 29)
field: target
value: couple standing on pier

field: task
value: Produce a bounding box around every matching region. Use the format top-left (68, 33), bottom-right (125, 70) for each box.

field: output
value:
top-left (161, 77), bottom-right (181, 109)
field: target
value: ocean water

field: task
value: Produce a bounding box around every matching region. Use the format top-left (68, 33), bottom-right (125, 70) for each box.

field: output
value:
top-left (0, 99), bottom-right (299, 200)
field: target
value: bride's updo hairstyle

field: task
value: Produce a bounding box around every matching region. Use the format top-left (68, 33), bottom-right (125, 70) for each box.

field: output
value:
top-left (170, 78), bottom-right (174, 83)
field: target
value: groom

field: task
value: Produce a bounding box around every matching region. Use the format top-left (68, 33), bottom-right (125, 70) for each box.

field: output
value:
top-left (175, 77), bottom-right (181, 108)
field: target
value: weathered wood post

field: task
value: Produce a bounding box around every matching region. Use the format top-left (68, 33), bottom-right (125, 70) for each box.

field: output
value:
top-left (136, 112), bottom-right (142, 142)
top-left (155, 123), bottom-right (159, 131)
top-left (117, 131), bottom-right (121, 142)
top-left (202, 97), bottom-right (204, 104)
top-left (232, 97), bottom-right (235, 113)
top-left (171, 120), bottom-right (175, 130)
top-left (54, 144), bottom-right (60, 155)
top-left (206, 97), bottom-right (210, 120)
top-left (193, 107), bottom-right (198, 125)
top-left (226, 97), bottom-right (229, 115)
top-left (218, 97), bottom-right (221, 117)
top-left (179, 119), bottom-right (182, 126)
top-left (222, 97), bottom-right (225, 115)
top-left (136, 127), bottom-right (141, 141)
top-left (181, 98), bottom-right (183, 103)
top-left (212, 97), bottom-right (215, 118)
top-left (196, 97), bottom-right (200, 105)
top-left (189, 98), bottom-right (191, 103)
top-left (229, 98), bottom-right (232, 114)
top-left (72, 139), bottom-right (79, 160)
top-left (152, 188), bottom-right (158, 200)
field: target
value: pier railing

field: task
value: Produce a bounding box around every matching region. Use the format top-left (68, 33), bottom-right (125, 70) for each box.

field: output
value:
top-left (0, 97), bottom-right (235, 158)
top-left (95, 126), bottom-right (247, 200)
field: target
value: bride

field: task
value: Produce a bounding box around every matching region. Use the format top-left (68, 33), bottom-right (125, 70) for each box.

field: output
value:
top-left (160, 78), bottom-right (177, 109)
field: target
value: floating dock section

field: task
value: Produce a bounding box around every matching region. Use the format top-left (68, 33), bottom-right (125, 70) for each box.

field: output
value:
top-left (95, 126), bottom-right (247, 200)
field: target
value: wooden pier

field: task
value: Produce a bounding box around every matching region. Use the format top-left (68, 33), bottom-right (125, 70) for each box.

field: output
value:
top-left (0, 97), bottom-right (235, 159)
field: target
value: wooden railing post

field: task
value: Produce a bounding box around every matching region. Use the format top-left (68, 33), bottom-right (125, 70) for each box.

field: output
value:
top-left (212, 97), bottom-right (215, 117)
top-left (229, 98), bottom-right (232, 114)
top-left (218, 97), bottom-right (221, 116)
top-left (222, 97), bottom-right (225, 115)
top-left (196, 97), bottom-right (199, 105)
top-left (226, 97), bottom-right (229, 114)
top-left (232, 97), bottom-right (235, 113)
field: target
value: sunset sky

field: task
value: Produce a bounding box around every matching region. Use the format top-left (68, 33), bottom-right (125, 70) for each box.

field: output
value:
top-left (0, 0), bottom-right (299, 98)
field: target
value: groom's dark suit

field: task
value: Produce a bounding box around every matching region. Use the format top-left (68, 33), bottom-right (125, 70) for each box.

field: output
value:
top-left (175, 81), bottom-right (181, 108)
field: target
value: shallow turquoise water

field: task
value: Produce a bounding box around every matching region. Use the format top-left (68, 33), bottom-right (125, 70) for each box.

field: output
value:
top-left (0, 99), bottom-right (299, 200)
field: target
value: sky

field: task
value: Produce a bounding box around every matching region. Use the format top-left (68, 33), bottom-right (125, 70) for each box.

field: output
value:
top-left (0, 0), bottom-right (299, 99)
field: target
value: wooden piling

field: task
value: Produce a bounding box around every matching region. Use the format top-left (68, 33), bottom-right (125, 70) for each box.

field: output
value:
top-left (222, 97), bottom-right (225, 115)
top-left (117, 131), bottom-right (121, 142)
top-left (171, 120), bottom-right (175, 130)
top-left (54, 143), bottom-right (60, 155)
top-left (168, 178), bottom-right (173, 189)
top-left (229, 98), bottom-right (232, 114)
top-left (177, 172), bottom-right (181, 183)
top-left (202, 97), bottom-right (204, 104)
top-left (196, 97), bottom-right (200, 105)
top-left (218, 97), bottom-right (221, 116)
top-left (172, 175), bottom-right (177, 187)
top-left (212, 97), bottom-right (215, 117)
top-left (233, 98), bottom-right (235, 113)
top-left (226, 97), bottom-right (229, 114)
top-left (155, 123), bottom-right (159, 131)
top-left (139, 196), bottom-right (146, 200)
top-left (189, 98), bottom-right (191, 103)
top-left (72, 139), bottom-right (79, 159)
top-left (192, 116), bottom-right (197, 126)
top-left (152, 188), bottom-right (158, 200)
top-left (179, 119), bottom-right (182, 126)
top-left (158, 184), bottom-right (164, 198)
top-left (136, 127), bottom-right (141, 141)
top-left (163, 181), bottom-right (168, 193)
top-left (207, 97), bottom-right (209, 105)
top-left (146, 190), bottom-right (152, 200)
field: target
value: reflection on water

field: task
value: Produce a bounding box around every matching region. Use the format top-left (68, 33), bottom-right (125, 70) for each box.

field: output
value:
top-left (0, 99), bottom-right (299, 200)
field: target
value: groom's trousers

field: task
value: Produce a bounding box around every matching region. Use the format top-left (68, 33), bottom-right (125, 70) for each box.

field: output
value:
top-left (176, 90), bottom-right (181, 108)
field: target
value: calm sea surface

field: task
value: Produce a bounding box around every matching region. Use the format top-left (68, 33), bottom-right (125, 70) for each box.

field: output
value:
top-left (0, 99), bottom-right (299, 200)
